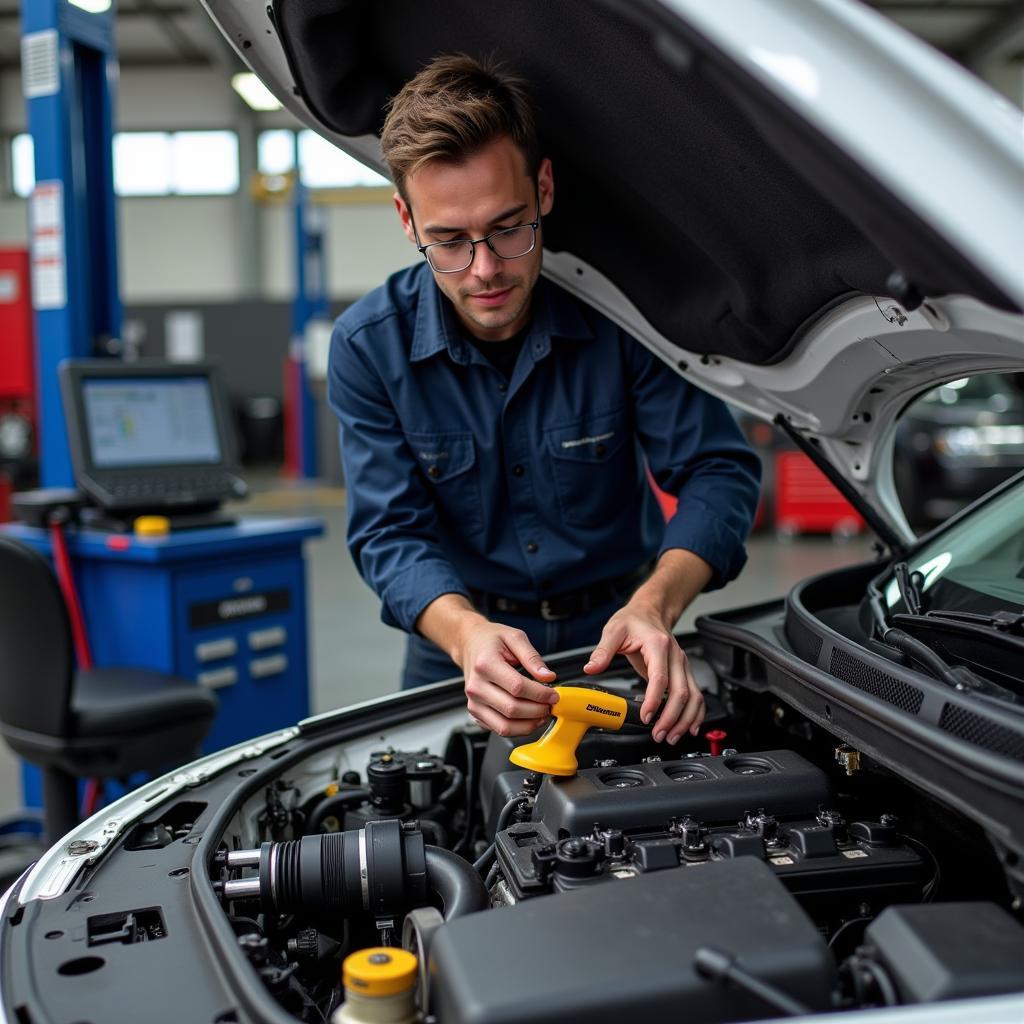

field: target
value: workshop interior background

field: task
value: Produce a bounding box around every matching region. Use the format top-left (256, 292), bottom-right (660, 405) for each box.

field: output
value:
top-left (0, 0), bottom-right (1022, 819)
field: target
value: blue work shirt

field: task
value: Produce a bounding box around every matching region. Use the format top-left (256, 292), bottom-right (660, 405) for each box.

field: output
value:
top-left (328, 263), bottom-right (761, 634)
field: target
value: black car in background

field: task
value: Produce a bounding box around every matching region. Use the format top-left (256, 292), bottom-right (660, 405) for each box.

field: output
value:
top-left (895, 374), bottom-right (1024, 529)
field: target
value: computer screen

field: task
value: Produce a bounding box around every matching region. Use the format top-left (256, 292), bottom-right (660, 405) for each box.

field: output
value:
top-left (61, 360), bottom-right (244, 516)
top-left (83, 376), bottom-right (222, 468)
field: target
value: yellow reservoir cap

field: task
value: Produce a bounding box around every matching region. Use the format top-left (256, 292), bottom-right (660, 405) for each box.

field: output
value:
top-left (133, 515), bottom-right (170, 538)
top-left (509, 686), bottom-right (628, 776)
top-left (342, 947), bottom-right (417, 997)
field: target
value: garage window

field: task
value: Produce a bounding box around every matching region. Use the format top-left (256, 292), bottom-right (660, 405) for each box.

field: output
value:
top-left (257, 129), bottom-right (389, 188)
top-left (11, 130), bottom-right (240, 197)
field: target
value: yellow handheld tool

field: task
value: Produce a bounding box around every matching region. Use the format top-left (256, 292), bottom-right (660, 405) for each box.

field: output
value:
top-left (509, 685), bottom-right (647, 776)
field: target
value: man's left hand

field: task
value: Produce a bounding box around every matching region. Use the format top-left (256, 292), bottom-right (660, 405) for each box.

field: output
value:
top-left (583, 603), bottom-right (704, 743)
top-left (582, 549), bottom-right (714, 743)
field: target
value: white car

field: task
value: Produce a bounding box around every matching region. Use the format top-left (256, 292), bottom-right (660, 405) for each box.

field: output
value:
top-left (3, 2), bottom-right (1023, 1022)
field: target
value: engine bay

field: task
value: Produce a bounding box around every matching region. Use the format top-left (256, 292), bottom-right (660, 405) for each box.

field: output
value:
top-left (208, 671), bottom-right (1024, 1024)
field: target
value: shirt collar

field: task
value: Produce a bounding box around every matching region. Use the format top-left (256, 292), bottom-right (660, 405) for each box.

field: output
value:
top-left (410, 265), bottom-right (593, 364)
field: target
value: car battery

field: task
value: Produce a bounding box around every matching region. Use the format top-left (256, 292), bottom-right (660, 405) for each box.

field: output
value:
top-left (774, 450), bottom-right (864, 538)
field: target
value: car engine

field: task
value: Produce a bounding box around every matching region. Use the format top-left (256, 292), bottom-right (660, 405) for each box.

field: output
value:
top-left (210, 680), bottom-right (1024, 1024)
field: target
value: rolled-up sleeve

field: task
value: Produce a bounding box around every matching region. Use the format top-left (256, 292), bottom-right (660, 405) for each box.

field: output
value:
top-left (628, 342), bottom-right (762, 589)
top-left (328, 322), bottom-right (469, 631)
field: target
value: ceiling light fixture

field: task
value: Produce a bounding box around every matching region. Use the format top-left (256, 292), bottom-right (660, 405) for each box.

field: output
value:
top-left (231, 72), bottom-right (283, 112)
top-left (68, 0), bottom-right (113, 12)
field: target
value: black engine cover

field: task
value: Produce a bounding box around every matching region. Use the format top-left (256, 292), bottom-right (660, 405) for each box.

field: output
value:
top-left (531, 749), bottom-right (831, 836)
top-left (429, 857), bottom-right (837, 1024)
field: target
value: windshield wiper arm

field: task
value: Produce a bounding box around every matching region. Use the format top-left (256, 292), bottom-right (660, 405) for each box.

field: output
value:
top-left (922, 608), bottom-right (1024, 636)
top-left (893, 561), bottom-right (925, 615)
top-left (887, 613), bottom-right (1024, 704)
top-left (881, 627), bottom-right (982, 692)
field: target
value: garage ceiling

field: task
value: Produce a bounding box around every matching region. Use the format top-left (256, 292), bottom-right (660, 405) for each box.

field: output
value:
top-left (0, 0), bottom-right (242, 70)
top-left (0, 0), bottom-right (1019, 74)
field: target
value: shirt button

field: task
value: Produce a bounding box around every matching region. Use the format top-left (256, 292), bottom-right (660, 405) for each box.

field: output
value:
top-left (512, 464), bottom-right (525, 477)
top-left (526, 542), bottom-right (539, 554)
top-left (498, 382), bottom-right (508, 393)
top-left (595, 443), bottom-right (607, 457)
top-left (427, 465), bottom-right (441, 479)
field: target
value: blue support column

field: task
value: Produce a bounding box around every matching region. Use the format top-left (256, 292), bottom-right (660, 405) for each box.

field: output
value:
top-left (21, 0), bottom-right (121, 487)
top-left (288, 178), bottom-right (326, 479)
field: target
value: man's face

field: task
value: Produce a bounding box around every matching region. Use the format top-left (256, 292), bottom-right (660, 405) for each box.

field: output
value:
top-left (396, 136), bottom-right (554, 342)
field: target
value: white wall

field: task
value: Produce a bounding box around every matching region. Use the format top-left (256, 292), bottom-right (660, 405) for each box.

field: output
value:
top-left (260, 202), bottom-right (415, 303)
top-left (0, 199), bottom-right (27, 246)
top-left (119, 196), bottom-right (242, 301)
top-left (0, 67), bottom-right (413, 305)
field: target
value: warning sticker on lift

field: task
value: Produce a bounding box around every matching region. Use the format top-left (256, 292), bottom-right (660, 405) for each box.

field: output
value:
top-left (29, 182), bottom-right (66, 310)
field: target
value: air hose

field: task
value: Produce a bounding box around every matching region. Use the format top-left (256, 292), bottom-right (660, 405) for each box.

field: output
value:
top-left (218, 819), bottom-right (487, 925)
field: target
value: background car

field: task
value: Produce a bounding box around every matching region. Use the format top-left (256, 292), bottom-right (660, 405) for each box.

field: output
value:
top-left (894, 372), bottom-right (1024, 529)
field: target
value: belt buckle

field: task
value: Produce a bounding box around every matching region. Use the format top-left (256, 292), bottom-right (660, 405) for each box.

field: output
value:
top-left (540, 599), bottom-right (569, 623)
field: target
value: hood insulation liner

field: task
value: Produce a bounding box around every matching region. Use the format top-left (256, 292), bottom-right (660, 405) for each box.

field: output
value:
top-left (274, 0), bottom-right (1017, 365)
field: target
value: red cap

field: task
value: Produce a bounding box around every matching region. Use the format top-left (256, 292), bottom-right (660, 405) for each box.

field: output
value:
top-left (706, 729), bottom-right (728, 756)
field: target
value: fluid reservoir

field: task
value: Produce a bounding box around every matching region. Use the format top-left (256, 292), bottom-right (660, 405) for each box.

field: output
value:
top-left (334, 947), bottom-right (419, 1024)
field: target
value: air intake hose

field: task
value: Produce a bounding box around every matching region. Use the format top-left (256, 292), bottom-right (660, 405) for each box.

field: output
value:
top-left (222, 819), bottom-right (487, 923)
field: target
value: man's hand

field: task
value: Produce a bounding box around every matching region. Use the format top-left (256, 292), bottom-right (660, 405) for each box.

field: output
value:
top-left (457, 621), bottom-right (559, 736)
top-left (584, 603), bottom-right (704, 743)
top-left (583, 550), bottom-right (713, 744)
top-left (417, 594), bottom-right (558, 736)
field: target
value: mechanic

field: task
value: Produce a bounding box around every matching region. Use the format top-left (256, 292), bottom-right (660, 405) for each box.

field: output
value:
top-left (328, 54), bottom-right (761, 744)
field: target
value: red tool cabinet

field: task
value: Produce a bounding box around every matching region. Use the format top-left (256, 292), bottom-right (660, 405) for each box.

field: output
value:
top-left (774, 450), bottom-right (864, 538)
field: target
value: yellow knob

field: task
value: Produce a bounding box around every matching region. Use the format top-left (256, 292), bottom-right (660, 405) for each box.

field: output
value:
top-left (509, 686), bottom-right (628, 776)
top-left (133, 515), bottom-right (171, 538)
top-left (342, 947), bottom-right (417, 997)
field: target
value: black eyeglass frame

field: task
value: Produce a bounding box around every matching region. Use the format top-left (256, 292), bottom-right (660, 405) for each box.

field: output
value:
top-left (411, 193), bottom-right (542, 274)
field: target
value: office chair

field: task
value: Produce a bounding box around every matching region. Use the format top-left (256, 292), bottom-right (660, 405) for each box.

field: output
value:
top-left (0, 536), bottom-right (218, 844)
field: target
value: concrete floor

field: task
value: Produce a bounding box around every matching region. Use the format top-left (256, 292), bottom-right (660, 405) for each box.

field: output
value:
top-left (0, 476), bottom-right (874, 820)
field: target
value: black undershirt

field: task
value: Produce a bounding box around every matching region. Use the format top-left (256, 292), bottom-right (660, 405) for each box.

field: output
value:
top-left (465, 323), bottom-right (531, 381)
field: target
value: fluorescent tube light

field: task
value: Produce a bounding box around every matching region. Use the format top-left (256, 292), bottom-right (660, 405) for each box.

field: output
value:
top-left (231, 72), bottom-right (283, 112)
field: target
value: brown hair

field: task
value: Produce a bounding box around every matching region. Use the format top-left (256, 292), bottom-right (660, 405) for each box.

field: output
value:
top-left (381, 53), bottom-right (540, 199)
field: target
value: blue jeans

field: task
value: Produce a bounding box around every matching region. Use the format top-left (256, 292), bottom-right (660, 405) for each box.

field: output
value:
top-left (400, 594), bottom-right (625, 690)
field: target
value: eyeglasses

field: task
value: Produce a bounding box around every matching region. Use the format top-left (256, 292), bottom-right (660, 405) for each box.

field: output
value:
top-left (413, 199), bottom-right (541, 274)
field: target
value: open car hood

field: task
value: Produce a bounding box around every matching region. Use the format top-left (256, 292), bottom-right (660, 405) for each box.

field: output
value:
top-left (203, 0), bottom-right (1024, 539)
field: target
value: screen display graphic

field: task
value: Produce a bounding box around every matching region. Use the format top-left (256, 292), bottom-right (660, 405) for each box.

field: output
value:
top-left (84, 377), bottom-right (222, 468)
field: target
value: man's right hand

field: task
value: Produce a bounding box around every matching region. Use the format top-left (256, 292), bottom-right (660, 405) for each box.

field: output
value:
top-left (417, 595), bottom-right (558, 736)
top-left (457, 621), bottom-right (559, 736)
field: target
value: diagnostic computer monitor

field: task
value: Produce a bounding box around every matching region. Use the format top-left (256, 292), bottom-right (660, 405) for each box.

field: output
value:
top-left (60, 360), bottom-right (247, 516)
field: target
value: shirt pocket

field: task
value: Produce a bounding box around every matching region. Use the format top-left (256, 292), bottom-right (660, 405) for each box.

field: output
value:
top-left (406, 430), bottom-right (485, 538)
top-left (545, 407), bottom-right (633, 528)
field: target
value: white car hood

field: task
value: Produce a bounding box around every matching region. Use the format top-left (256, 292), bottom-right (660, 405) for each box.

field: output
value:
top-left (202, 0), bottom-right (1024, 539)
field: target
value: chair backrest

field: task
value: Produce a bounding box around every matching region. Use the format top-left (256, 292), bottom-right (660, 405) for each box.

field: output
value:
top-left (0, 536), bottom-right (74, 738)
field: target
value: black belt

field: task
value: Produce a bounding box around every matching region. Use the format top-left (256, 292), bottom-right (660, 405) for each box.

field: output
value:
top-left (468, 562), bottom-right (652, 623)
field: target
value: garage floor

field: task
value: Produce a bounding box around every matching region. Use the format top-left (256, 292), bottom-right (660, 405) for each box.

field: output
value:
top-left (0, 474), bottom-right (874, 821)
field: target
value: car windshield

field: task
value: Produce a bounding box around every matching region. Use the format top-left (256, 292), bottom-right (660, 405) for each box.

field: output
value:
top-left (884, 474), bottom-right (1024, 615)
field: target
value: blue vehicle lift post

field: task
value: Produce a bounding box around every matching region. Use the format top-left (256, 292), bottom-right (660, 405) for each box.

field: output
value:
top-left (287, 168), bottom-right (326, 480)
top-left (22, 0), bottom-right (121, 488)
